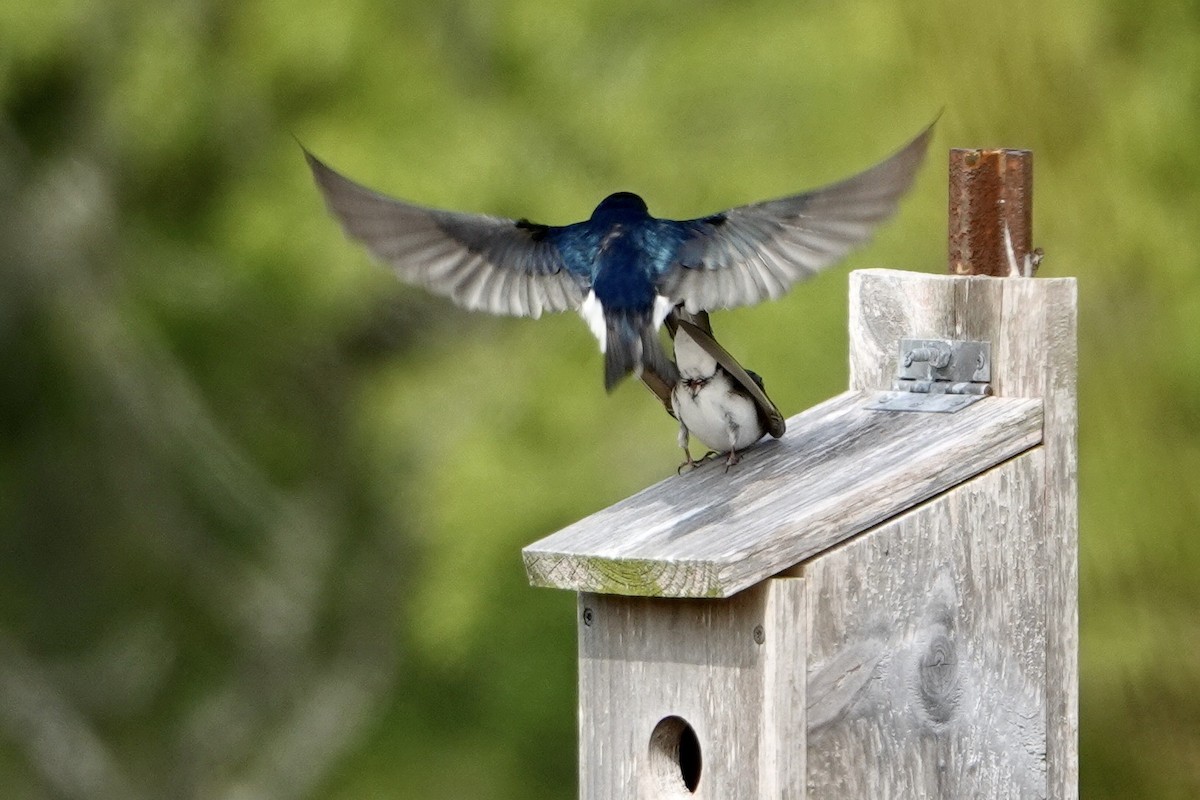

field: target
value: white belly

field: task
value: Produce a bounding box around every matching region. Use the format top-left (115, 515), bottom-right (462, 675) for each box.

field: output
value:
top-left (672, 373), bottom-right (764, 453)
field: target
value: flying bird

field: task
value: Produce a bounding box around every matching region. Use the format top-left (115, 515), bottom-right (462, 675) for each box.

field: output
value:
top-left (305, 120), bottom-right (934, 390)
top-left (657, 308), bottom-right (785, 472)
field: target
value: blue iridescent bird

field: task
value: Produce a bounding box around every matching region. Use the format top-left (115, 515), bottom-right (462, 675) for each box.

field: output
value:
top-left (305, 121), bottom-right (933, 390)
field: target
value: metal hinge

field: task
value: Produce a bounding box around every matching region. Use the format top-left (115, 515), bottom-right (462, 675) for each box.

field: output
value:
top-left (866, 339), bottom-right (992, 413)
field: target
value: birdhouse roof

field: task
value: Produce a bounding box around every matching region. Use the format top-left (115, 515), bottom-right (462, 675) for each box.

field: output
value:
top-left (523, 391), bottom-right (1042, 598)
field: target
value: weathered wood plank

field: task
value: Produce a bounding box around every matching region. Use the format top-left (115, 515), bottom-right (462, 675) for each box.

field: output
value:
top-left (849, 269), bottom-right (1077, 799)
top-left (802, 450), bottom-right (1048, 799)
top-left (524, 392), bottom-right (1042, 598)
top-left (578, 577), bottom-right (807, 799)
top-left (762, 577), bottom-right (808, 800)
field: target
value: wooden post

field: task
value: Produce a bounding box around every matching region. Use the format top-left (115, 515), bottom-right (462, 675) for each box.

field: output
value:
top-left (849, 269), bottom-right (1077, 799)
top-left (523, 151), bottom-right (1077, 800)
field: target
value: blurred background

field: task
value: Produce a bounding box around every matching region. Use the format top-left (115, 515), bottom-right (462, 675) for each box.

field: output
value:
top-left (1, 0), bottom-right (1197, 797)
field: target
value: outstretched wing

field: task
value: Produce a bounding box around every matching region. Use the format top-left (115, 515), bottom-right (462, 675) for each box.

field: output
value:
top-left (657, 120), bottom-right (935, 313)
top-left (306, 150), bottom-right (589, 318)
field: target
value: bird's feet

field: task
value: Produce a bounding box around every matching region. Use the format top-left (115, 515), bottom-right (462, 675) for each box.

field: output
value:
top-left (677, 450), bottom-right (722, 475)
top-left (723, 449), bottom-right (741, 473)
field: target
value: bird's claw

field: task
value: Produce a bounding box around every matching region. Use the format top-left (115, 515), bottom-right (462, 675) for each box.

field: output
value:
top-left (723, 450), bottom-right (741, 473)
top-left (678, 450), bottom-right (722, 475)
top-left (677, 446), bottom-right (697, 475)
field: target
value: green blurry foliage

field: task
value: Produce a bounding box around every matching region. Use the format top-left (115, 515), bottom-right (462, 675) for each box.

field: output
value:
top-left (1, 0), bottom-right (1198, 797)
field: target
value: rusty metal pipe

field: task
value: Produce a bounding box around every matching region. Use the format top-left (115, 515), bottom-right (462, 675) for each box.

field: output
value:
top-left (948, 148), bottom-right (1035, 277)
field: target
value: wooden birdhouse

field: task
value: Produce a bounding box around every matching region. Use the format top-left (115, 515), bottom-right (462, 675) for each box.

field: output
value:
top-left (522, 151), bottom-right (1077, 799)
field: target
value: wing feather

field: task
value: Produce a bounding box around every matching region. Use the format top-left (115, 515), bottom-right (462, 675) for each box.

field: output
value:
top-left (658, 120), bottom-right (935, 312)
top-left (306, 150), bottom-right (588, 318)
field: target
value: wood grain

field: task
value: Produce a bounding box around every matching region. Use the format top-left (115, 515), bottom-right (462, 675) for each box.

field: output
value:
top-left (801, 450), bottom-right (1048, 799)
top-left (524, 392), bottom-right (1042, 598)
top-left (540, 267), bottom-right (1076, 798)
top-left (578, 577), bottom-right (807, 799)
top-left (849, 269), bottom-right (1077, 799)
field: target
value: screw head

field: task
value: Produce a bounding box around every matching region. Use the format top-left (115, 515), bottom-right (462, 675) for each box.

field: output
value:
top-left (752, 624), bottom-right (765, 645)
top-left (582, 607), bottom-right (594, 627)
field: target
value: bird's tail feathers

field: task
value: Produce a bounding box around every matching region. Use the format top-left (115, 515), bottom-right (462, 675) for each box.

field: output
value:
top-left (604, 310), bottom-right (678, 392)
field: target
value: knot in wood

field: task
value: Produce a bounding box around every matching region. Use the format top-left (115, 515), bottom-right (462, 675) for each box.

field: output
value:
top-left (917, 633), bottom-right (960, 723)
